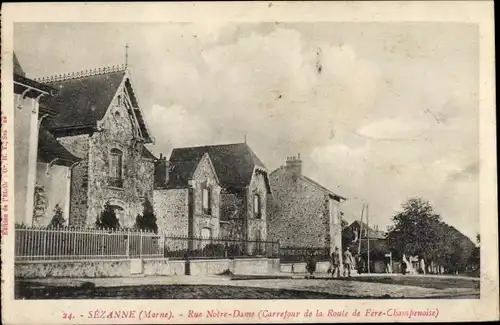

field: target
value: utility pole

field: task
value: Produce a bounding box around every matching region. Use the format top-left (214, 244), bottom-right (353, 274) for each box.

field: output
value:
top-left (358, 204), bottom-right (365, 256)
top-left (367, 203), bottom-right (371, 274)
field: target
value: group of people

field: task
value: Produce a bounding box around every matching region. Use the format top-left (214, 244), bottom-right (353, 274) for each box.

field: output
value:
top-left (329, 246), bottom-right (355, 278)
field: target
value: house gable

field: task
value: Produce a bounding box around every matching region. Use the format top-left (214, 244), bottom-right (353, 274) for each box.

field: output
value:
top-left (37, 66), bottom-right (153, 143)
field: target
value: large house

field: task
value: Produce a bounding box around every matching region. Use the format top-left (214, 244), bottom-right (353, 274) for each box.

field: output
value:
top-left (154, 143), bottom-right (271, 249)
top-left (15, 54), bottom-right (158, 228)
top-left (268, 155), bottom-right (346, 260)
top-left (14, 53), bottom-right (81, 226)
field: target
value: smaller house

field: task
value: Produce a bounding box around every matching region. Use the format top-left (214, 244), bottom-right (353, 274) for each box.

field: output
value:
top-left (153, 143), bottom-right (271, 255)
top-left (153, 152), bottom-right (222, 241)
top-left (342, 221), bottom-right (391, 273)
top-left (268, 155), bottom-right (346, 261)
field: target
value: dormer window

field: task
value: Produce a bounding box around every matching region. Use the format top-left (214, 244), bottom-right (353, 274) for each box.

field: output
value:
top-left (253, 194), bottom-right (261, 219)
top-left (202, 186), bottom-right (212, 215)
top-left (108, 148), bottom-right (123, 188)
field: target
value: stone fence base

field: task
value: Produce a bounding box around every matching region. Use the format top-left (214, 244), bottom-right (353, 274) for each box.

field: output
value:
top-left (15, 257), bottom-right (281, 279)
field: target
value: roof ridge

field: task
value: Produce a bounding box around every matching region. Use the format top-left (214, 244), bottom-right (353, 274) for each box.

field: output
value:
top-left (33, 64), bottom-right (127, 84)
top-left (172, 142), bottom-right (246, 150)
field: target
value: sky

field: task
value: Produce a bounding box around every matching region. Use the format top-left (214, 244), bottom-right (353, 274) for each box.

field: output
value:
top-left (14, 22), bottom-right (479, 240)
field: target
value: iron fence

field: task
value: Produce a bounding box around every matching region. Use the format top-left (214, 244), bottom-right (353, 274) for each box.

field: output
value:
top-left (15, 226), bottom-right (162, 261)
top-left (279, 247), bottom-right (330, 263)
top-left (15, 227), bottom-right (280, 261)
top-left (163, 235), bottom-right (280, 260)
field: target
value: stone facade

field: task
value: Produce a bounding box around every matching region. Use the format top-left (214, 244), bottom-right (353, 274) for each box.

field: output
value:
top-left (191, 154), bottom-right (221, 238)
top-left (57, 134), bottom-right (90, 226)
top-left (218, 169), bottom-right (268, 245)
top-left (57, 87), bottom-right (155, 227)
top-left (268, 157), bottom-right (344, 257)
top-left (154, 188), bottom-right (189, 236)
top-left (153, 154), bottom-right (221, 238)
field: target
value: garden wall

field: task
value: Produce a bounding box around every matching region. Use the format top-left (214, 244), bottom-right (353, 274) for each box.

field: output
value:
top-left (15, 257), bottom-right (281, 278)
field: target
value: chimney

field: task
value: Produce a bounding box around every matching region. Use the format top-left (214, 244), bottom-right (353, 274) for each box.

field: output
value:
top-left (285, 153), bottom-right (302, 178)
top-left (154, 153), bottom-right (169, 188)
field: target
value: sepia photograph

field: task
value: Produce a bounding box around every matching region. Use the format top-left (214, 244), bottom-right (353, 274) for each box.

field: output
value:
top-left (2, 1), bottom-right (498, 324)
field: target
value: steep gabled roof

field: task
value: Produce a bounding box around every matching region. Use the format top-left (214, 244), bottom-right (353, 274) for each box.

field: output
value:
top-left (167, 143), bottom-right (269, 191)
top-left (269, 166), bottom-right (346, 201)
top-left (38, 125), bottom-right (81, 167)
top-left (141, 146), bottom-right (157, 160)
top-left (36, 66), bottom-right (153, 143)
top-left (346, 220), bottom-right (386, 239)
top-left (302, 176), bottom-right (346, 201)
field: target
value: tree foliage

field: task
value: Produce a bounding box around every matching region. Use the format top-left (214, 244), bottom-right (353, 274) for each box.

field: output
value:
top-left (134, 198), bottom-right (158, 232)
top-left (387, 197), bottom-right (476, 273)
top-left (49, 204), bottom-right (65, 228)
top-left (33, 184), bottom-right (48, 225)
top-left (95, 201), bottom-right (120, 229)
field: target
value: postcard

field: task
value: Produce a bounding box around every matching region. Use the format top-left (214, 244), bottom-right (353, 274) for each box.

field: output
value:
top-left (1, 1), bottom-right (498, 324)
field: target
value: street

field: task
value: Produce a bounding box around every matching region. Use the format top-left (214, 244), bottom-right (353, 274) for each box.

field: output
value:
top-left (16, 274), bottom-right (479, 299)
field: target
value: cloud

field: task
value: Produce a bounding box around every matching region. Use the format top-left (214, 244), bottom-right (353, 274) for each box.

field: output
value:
top-left (14, 22), bottom-right (479, 241)
top-left (357, 118), bottom-right (430, 141)
top-left (147, 104), bottom-right (212, 154)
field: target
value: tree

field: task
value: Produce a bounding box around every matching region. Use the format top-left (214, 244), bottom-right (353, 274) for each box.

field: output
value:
top-left (95, 201), bottom-right (120, 229)
top-left (386, 198), bottom-right (443, 263)
top-left (33, 184), bottom-right (48, 225)
top-left (49, 204), bottom-right (65, 228)
top-left (387, 197), bottom-right (477, 273)
top-left (134, 198), bottom-right (158, 232)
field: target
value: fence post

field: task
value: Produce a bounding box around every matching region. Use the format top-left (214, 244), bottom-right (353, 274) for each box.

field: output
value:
top-left (126, 229), bottom-right (130, 258)
top-left (42, 229), bottom-right (48, 259)
top-left (139, 230), bottom-right (143, 258)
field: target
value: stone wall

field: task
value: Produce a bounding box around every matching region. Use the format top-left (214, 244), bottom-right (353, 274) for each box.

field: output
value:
top-left (191, 155), bottom-right (221, 238)
top-left (15, 260), bottom-right (130, 278)
top-left (16, 258), bottom-right (281, 278)
top-left (220, 189), bottom-right (245, 239)
top-left (58, 134), bottom-right (90, 227)
top-left (246, 171), bottom-right (268, 243)
top-left (268, 168), bottom-right (343, 255)
top-left (86, 99), bottom-right (149, 227)
top-left (154, 189), bottom-right (189, 236)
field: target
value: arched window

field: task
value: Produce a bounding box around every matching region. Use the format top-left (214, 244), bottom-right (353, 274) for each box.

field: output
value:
top-left (253, 194), bottom-right (261, 218)
top-left (109, 148), bottom-right (123, 187)
top-left (202, 186), bottom-right (212, 215)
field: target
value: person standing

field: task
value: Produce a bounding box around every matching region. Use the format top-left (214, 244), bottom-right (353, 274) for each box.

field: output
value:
top-left (343, 247), bottom-right (353, 277)
top-left (330, 247), bottom-right (341, 278)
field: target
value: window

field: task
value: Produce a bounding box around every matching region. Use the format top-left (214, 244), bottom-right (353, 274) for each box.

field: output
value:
top-left (108, 148), bottom-right (123, 187)
top-left (253, 194), bottom-right (261, 218)
top-left (117, 94), bottom-right (123, 106)
top-left (202, 187), bottom-right (211, 215)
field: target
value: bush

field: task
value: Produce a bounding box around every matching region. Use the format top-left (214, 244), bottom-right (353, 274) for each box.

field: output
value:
top-left (134, 198), bottom-right (158, 232)
top-left (95, 201), bottom-right (120, 229)
top-left (49, 204), bottom-right (65, 228)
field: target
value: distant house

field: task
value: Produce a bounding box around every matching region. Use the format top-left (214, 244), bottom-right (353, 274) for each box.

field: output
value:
top-left (342, 220), bottom-right (391, 273)
top-left (154, 143), bottom-right (271, 251)
top-left (268, 155), bottom-right (346, 260)
top-left (14, 53), bottom-right (81, 226)
top-left (35, 64), bottom-right (156, 227)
